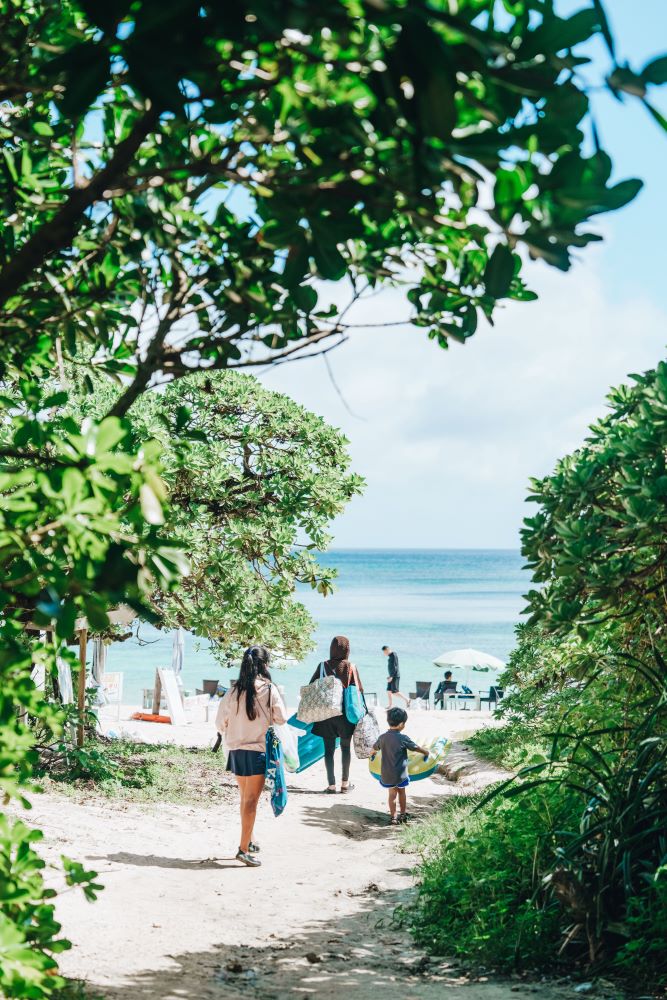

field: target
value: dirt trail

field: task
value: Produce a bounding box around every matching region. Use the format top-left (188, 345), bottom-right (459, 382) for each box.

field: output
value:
top-left (24, 714), bottom-right (606, 1000)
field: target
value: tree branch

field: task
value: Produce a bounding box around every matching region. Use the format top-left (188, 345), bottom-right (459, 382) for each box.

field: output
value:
top-left (0, 108), bottom-right (158, 308)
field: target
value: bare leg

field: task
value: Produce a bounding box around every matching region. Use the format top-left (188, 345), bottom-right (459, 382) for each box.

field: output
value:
top-left (397, 787), bottom-right (407, 816)
top-left (386, 690), bottom-right (394, 709)
top-left (388, 787), bottom-right (398, 818)
top-left (397, 690), bottom-right (410, 706)
top-left (235, 774), bottom-right (265, 852)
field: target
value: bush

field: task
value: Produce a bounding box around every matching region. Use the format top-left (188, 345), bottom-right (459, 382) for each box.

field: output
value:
top-left (407, 784), bottom-right (580, 970)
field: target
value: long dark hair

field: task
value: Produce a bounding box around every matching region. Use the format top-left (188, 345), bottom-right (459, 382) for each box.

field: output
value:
top-left (235, 645), bottom-right (271, 720)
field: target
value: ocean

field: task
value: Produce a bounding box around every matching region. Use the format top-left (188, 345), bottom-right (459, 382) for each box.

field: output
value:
top-left (105, 549), bottom-right (527, 707)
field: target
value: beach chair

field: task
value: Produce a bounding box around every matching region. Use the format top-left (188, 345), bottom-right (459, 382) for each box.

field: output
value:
top-left (434, 680), bottom-right (457, 709)
top-left (479, 685), bottom-right (504, 710)
top-left (196, 679), bottom-right (219, 697)
top-left (409, 681), bottom-right (432, 709)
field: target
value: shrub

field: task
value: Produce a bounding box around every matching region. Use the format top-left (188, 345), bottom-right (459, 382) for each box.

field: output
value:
top-left (408, 785), bottom-right (580, 970)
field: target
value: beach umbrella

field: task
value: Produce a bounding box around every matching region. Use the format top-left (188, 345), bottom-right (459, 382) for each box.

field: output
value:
top-left (432, 647), bottom-right (505, 691)
top-left (171, 627), bottom-right (185, 674)
top-left (433, 648), bottom-right (505, 670)
top-left (90, 638), bottom-right (108, 707)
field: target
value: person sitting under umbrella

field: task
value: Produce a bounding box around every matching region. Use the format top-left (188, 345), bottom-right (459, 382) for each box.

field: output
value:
top-left (434, 670), bottom-right (457, 709)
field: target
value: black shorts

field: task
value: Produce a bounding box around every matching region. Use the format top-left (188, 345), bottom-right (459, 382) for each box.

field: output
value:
top-left (387, 677), bottom-right (400, 693)
top-left (226, 749), bottom-right (266, 776)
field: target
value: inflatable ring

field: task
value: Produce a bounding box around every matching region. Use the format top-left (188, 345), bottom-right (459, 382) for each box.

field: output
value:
top-left (369, 736), bottom-right (449, 783)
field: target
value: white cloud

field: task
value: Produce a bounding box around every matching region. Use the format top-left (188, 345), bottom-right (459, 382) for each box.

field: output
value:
top-left (261, 251), bottom-right (667, 548)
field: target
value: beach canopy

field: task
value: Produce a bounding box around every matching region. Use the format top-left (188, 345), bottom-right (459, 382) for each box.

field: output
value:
top-left (433, 647), bottom-right (505, 672)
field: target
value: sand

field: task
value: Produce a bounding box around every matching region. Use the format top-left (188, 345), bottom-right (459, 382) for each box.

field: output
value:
top-left (19, 707), bottom-right (611, 1000)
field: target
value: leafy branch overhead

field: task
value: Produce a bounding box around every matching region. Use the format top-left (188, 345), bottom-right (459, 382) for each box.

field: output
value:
top-left (1, 0), bottom-right (664, 412)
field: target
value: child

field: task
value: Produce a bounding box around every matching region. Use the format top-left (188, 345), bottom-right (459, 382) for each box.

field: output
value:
top-left (372, 707), bottom-right (430, 825)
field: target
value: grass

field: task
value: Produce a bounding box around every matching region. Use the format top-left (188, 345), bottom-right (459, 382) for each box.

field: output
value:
top-left (401, 781), bottom-right (574, 971)
top-left (37, 737), bottom-right (236, 806)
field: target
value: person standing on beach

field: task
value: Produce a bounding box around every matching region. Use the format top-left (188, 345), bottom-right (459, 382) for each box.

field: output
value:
top-left (382, 645), bottom-right (409, 708)
top-left (310, 635), bottom-right (364, 794)
top-left (216, 645), bottom-right (287, 868)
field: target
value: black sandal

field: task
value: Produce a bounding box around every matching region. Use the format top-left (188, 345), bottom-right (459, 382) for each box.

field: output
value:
top-left (248, 841), bottom-right (260, 853)
top-left (340, 783), bottom-right (355, 793)
top-left (324, 787), bottom-right (338, 794)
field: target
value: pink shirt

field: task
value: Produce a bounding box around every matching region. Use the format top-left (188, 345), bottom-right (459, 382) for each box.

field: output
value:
top-left (216, 679), bottom-right (287, 752)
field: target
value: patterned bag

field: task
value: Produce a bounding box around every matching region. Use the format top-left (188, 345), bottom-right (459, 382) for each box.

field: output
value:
top-left (353, 700), bottom-right (381, 759)
top-left (296, 662), bottom-right (344, 724)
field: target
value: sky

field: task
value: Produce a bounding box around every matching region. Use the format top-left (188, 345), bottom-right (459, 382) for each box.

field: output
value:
top-left (262, 0), bottom-right (667, 550)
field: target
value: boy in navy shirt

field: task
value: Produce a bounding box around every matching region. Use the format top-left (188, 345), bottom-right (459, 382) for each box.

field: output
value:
top-left (373, 707), bottom-right (430, 824)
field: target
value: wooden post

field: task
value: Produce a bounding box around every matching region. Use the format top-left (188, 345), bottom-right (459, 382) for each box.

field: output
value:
top-left (77, 628), bottom-right (88, 748)
top-left (151, 669), bottom-right (162, 715)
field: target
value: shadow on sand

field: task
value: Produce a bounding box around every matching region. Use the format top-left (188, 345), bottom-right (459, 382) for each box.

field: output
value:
top-left (89, 881), bottom-right (493, 1000)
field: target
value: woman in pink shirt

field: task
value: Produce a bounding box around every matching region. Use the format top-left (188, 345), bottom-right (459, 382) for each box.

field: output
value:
top-left (216, 646), bottom-right (287, 867)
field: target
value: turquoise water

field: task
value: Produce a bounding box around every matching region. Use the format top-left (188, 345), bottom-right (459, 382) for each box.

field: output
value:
top-left (106, 549), bottom-right (527, 706)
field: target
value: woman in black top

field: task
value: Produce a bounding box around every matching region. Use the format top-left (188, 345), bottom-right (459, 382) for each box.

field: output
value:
top-left (310, 635), bottom-right (363, 794)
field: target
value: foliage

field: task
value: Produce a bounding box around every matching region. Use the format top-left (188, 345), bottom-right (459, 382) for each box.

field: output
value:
top-left (67, 370), bottom-right (363, 659)
top-left (406, 785), bottom-right (577, 970)
top-left (0, 0), bottom-right (663, 992)
top-left (0, 814), bottom-right (101, 1000)
top-left (414, 358), bottom-right (667, 989)
top-left (0, 0), bottom-right (662, 404)
top-left (523, 361), bottom-right (667, 638)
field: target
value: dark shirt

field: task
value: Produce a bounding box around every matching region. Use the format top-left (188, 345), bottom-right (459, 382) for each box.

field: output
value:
top-left (374, 729), bottom-right (419, 786)
top-left (387, 651), bottom-right (399, 679)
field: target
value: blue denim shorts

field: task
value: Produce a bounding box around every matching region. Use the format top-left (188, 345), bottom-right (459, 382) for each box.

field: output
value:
top-left (380, 777), bottom-right (410, 789)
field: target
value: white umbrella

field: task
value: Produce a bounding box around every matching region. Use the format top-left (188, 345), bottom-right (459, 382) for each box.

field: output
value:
top-left (433, 648), bottom-right (505, 670)
top-left (432, 647), bottom-right (505, 692)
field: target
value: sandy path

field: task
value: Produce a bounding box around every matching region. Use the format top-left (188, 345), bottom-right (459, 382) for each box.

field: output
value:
top-left (24, 712), bottom-right (590, 1000)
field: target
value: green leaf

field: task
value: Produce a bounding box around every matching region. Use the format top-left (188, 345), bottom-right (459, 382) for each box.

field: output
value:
top-left (312, 240), bottom-right (347, 281)
top-left (292, 285), bottom-right (318, 313)
top-left (641, 54), bottom-right (667, 86)
top-left (483, 244), bottom-right (515, 299)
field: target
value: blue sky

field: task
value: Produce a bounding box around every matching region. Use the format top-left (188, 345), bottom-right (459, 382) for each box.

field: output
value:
top-left (265, 1), bottom-right (667, 549)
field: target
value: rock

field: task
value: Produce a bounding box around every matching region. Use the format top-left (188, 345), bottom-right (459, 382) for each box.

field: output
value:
top-left (305, 952), bottom-right (321, 964)
top-left (574, 986), bottom-right (594, 995)
top-left (225, 960), bottom-right (244, 974)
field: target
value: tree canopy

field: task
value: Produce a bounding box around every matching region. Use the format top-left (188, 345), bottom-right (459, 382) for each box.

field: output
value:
top-left (71, 370), bottom-right (363, 658)
top-left (522, 361), bottom-right (667, 640)
top-left (2, 0), bottom-right (663, 413)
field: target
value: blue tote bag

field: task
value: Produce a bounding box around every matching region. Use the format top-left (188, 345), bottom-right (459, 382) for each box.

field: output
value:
top-left (265, 726), bottom-right (288, 817)
top-left (264, 685), bottom-right (287, 816)
top-left (343, 666), bottom-right (365, 725)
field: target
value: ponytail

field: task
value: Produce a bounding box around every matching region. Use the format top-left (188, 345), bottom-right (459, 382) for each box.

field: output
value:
top-left (235, 645), bottom-right (271, 720)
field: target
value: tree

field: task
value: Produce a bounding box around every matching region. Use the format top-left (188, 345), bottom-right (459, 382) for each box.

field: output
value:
top-left (522, 360), bottom-right (667, 642)
top-left (0, 1), bottom-right (664, 992)
top-left (71, 370), bottom-right (363, 658)
top-left (1, 0), bottom-right (663, 410)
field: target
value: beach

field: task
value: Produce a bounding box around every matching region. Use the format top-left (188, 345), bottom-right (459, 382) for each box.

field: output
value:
top-left (18, 703), bottom-right (592, 1000)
